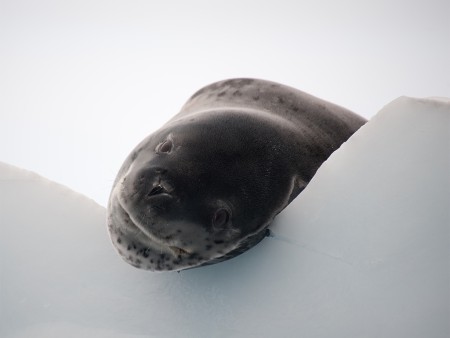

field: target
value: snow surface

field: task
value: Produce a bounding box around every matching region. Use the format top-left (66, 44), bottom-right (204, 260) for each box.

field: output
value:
top-left (1, 97), bottom-right (449, 338)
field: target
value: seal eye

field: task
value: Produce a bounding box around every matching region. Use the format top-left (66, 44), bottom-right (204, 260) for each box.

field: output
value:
top-left (212, 208), bottom-right (229, 228)
top-left (157, 139), bottom-right (173, 153)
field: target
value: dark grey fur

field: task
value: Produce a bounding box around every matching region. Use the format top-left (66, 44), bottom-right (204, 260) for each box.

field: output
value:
top-left (107, 78), bottom-right (366, 271)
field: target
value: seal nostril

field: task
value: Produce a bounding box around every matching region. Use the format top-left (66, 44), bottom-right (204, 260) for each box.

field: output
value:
top-left (148, 185), bottom-right (166, 197)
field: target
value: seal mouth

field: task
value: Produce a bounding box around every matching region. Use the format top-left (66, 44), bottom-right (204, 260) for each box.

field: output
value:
top-left (114, 195), bottom-right (190, 257)
top-left (169, 246), bottom-right (191, 256)
top-left (115, 196), bottom-right (161, 241)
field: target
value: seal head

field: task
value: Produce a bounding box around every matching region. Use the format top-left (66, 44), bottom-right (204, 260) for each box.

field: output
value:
top-left (107, 78), bottom-right (366, 271)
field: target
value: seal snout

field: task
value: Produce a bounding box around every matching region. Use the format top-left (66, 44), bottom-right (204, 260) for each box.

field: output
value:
top-left (124, 165), bottom-right (174, 200)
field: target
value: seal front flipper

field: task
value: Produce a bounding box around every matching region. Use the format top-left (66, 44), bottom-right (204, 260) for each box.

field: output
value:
top-left (287, 177), bottom-right (308, 205)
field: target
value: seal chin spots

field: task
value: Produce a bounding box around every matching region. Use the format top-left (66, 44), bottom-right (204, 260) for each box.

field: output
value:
top-left (107, 78), bottom-right (366, 271)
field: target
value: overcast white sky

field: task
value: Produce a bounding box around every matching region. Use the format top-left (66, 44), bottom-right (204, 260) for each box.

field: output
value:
top-left (1, 0), bottom-right (449, 206)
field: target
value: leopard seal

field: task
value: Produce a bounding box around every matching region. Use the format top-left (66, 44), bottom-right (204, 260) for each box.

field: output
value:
top-left (107, 78), bottom-right (366, 271)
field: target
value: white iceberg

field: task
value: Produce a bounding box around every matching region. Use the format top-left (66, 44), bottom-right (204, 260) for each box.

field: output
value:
top-left (1, 97), bottom-right (448, 338)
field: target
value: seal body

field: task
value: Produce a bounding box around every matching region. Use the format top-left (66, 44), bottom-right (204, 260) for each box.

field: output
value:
top-left (107, 78), bottom-right (366, 271)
